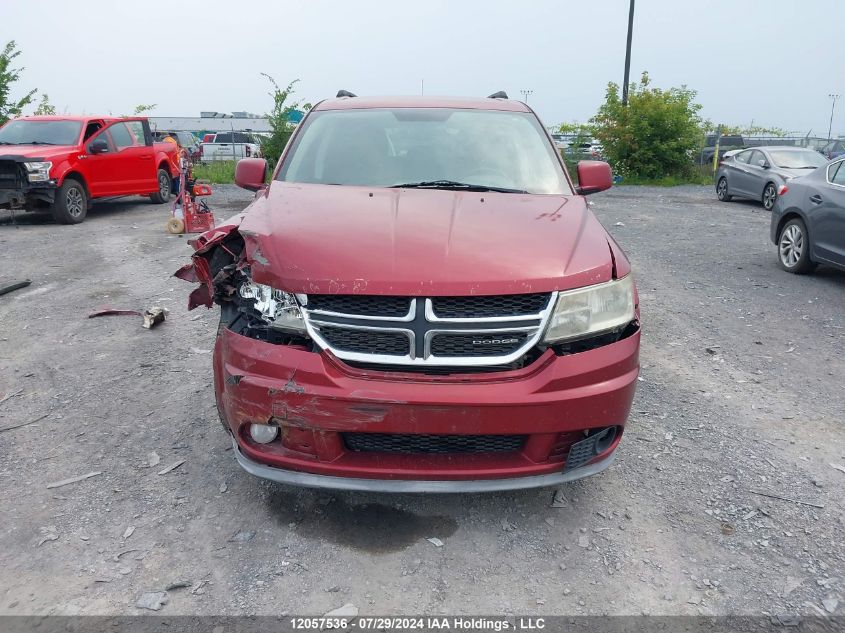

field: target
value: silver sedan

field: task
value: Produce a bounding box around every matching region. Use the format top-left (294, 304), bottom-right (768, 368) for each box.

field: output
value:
top-left (716, 146), bottom-right (828, 210)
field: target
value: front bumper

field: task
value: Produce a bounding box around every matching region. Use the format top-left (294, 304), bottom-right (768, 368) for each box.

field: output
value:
top-left (215, 326), bottom-right (639, 489)
top-left (0, 183), bottom-right (57, 209)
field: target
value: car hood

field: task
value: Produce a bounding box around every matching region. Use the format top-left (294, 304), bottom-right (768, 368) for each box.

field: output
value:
top-left (0, 145), bottom-right (76, 160)
top-left (237, 182), bottom-right (617, 296)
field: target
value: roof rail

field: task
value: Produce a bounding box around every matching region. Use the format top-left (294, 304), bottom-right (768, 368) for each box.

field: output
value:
top-left (336, 90), bottom-right (357, 98)
top-left (487, 91), bottom-right (508, 99)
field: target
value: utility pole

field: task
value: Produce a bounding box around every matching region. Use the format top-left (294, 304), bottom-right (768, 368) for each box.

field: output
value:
top-left (421, 79), bottom-right (424, 96)
top-left (828, 94), bottom-right (840, 141)
top-left (622, 0), bottom-right (635, 106)
top-left (519, 89), bottom-right (533, 103)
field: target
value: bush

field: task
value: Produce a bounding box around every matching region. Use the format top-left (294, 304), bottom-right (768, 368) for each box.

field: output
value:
top-left (591, 72), bottom-right (703, 180)
top-left (259, 74), bottom-right (302, 169)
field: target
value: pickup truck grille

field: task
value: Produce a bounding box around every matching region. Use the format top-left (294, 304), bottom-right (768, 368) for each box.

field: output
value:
top-left (302, 293), bottom-right (555, 367)
top-left (0, 161), bottom-right (22, 189)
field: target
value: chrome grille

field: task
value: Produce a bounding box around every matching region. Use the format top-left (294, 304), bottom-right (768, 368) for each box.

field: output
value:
top-left (431, 294), bottom-right (550, 318)
top-left (429, 332), bottom-right (529, 357)
top-left (302, 293), bottom-right (555, 367)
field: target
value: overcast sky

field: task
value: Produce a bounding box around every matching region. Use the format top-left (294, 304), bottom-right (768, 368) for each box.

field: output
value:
top-left (4, 0), bottom-right (844, 136)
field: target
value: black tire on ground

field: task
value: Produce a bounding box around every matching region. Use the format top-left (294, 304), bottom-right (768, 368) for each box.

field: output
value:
top-left (777, 217), bottom-right (816, 274)
top-left (716, 177), bottom-right (732, 202)
top-left (149, 169), bottom-right (172, 204)
top-left (762, 182), bottom-right (777, 211)
top-left (51, 178), bottom-right (88, 224)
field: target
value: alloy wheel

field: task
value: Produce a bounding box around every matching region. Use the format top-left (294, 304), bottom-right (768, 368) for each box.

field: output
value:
top-left (763, 184), bottom-right (776, 210)
top-left (717, 179), bottom-right (728, 200)
top-left (159, 173), bottom-right (170, 198)
top-left (66, 188), bottom-right (84, 218)
top-left (779, 224), bottom-right (803, 268)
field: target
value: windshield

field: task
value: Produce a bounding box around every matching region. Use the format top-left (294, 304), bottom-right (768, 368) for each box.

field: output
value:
top-left (0, 120), bottom-right (82, 145)
top-left (278, 108), bottom-right (570, 194)
top-left (769, 149), bottom-right (828, 169)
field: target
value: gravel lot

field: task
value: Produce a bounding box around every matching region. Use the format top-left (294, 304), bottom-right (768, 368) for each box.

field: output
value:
top-left (0, 185), bottom-right (843, 617)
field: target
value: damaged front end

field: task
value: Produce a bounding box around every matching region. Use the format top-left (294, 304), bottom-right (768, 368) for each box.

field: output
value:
top-left (174, 223), bottom-right (311, 347)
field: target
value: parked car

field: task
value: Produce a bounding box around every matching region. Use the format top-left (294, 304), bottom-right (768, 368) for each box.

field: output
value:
top-left (716, 146), bottom-right (828, 210)
top-left (820, 139), bottom-right (845, 160)
top-left (700, 134), bottom-right (745, 165)
top-left (550, 133), bottom-right (569, 149)
top-left (199, 131), bottom-right (262, 162)
top-left (771, 157), bottom-right (845, 274)
top-left (176, 93), bottom-right (640, 492)
top-left (154, 130), bottom-right (200, 162)
top-left (0, 115), bottom-right (177, 223)
top-left (565, 139), bottom-right (603, 160)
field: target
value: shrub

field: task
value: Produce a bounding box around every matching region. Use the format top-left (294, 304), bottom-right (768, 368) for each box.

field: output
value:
top-left (591, 72), bottom-right (703, 180)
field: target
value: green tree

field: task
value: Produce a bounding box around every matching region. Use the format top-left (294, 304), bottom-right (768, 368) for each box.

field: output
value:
top-left (33, 93), bottom-right (56, 115)
top-left (133, 103), bottom-right (157, 115)
top-left (259, 74), bottom-right (302, 168)
top-left (591, 72), bottom-right (703, 179)
top-left (0, 40), bottom-right (37, 126)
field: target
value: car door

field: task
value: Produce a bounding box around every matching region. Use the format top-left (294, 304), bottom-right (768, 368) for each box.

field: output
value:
top-left (727, 149), bottom-right (754, 196)
top-left (809, 159), bottom-right (845, 266)
top-left (83, 127), bottom-right (119, 196)
top-left (743, 150), bottom-right (770, 200)
top-left (107, 121), bottom-right (156, 192)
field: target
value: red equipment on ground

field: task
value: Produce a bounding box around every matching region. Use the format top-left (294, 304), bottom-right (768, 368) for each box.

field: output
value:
top-left (165, 155), bottom-right (215, 234)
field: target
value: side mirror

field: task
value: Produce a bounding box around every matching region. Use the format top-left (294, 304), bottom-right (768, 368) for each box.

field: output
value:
top-left (235, 158), bottom-right (268, 192)
top-left (575, 160), bottom-right (612, 195)
top-left (89, 139), bottom-right (109, 154)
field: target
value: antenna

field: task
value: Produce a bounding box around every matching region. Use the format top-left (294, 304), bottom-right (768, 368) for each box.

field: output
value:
top-left (487, 91), bottom-right (508, 99)
top-left (336, 90), bottom-right (357, 98)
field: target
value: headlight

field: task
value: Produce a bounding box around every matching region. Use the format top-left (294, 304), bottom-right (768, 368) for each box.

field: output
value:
top-left (238, 280), bottom-right (306, 334)
top-left (543, 276), bottom-right (635, 343)
top-left (23, 161), bottom-right (53, 183)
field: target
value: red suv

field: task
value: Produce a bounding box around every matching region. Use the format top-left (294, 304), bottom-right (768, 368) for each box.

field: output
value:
top-left (178, 93), bottom-right (640, 492)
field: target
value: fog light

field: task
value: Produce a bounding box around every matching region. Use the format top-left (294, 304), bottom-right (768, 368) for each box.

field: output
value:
top-left (249, 423), bottom-right (279, 444)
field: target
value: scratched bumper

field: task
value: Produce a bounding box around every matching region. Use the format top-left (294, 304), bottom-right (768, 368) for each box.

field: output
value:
top-left (214, 327), bottom-right (639, 487)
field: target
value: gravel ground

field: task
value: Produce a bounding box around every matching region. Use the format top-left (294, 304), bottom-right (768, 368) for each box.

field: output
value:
top-left (0, 185), bottom-right (842, 617)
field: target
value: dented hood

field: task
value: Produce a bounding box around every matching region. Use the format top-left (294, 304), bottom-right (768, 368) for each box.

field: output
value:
top-left (238, 182), bottom-right (616, 296)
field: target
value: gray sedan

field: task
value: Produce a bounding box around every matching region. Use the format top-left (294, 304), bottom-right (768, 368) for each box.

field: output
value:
top-left (716, 146), bottom-right (828, 210)
top-left (770, 157), bottom-right (845, 273)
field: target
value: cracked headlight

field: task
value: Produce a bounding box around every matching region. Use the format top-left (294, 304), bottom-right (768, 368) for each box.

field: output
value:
top-left (543, 275), bottom-right (635, 343)
top-left (238, 280), bottom-right (306, 334)
top-left (23, 161), bottom-right (53, 183)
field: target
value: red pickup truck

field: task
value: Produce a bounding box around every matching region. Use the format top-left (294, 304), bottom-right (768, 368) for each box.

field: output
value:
top-left (178, 93), bottom-right (640, 493)
top-left (0, 115), bottom-right (177, 223)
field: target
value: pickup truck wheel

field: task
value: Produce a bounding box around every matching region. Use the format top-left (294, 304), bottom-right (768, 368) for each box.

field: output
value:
top-left (149, 169), bottom-right (171, 204)
top-left (52, 178), bottom-right (88, 224)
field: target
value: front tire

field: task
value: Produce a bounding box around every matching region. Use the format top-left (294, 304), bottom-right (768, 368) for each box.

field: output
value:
top-left (150, 169), bottom-right (172, 204)
top-left (51, 178), bottom-right (88, 224)
top-left (777, 218), bottom-right (816, 274)
top-left (762, 183), bottom-right (777, 211)
top-left (716, 177), bottom-right (732, 201)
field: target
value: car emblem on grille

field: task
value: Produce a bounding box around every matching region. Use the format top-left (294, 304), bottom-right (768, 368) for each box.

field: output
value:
top-left (472, 338), bottom-right (520, 345)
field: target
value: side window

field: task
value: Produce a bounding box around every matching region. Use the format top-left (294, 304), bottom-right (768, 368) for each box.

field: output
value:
top-left (83, 121), bottom-right (103, 141)
top-left (215, 133), bottom-right (232, 143)
top-left (108, 123), bottom-right (135, 150)
top-left (830, 161), bottom-right (845, 185)
top-left (734, 150), bottom-right (752, 164)
top-left (749, 150), bottom-right (767, 167)
top-left (126, 121), bottom-right (146, 145)
top-left (87, 128), bottom-right (114, 153)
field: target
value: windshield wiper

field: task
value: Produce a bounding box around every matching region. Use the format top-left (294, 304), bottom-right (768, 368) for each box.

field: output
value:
top-left (25, 141), bottom-right (59, 145)
top-left (0, 141), bottom-right (15, 145)
top-left (389, 180), bottom-right (527, 194)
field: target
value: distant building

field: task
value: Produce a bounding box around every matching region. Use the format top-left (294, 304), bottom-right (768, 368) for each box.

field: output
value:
top-left (149, 110), bottom-right (304, 134)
